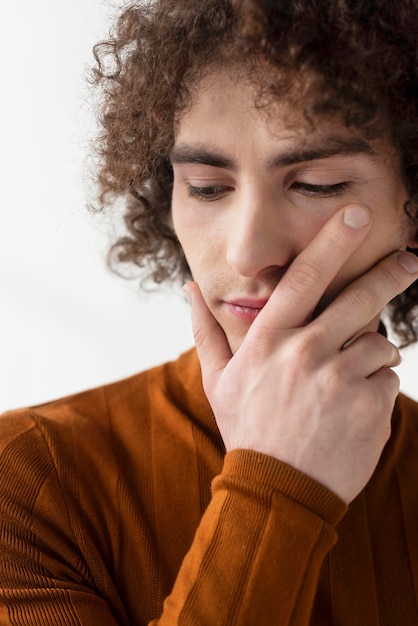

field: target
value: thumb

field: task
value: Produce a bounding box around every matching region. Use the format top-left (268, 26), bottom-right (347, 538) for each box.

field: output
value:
top-left (183, 282), bottom-right (232, 393)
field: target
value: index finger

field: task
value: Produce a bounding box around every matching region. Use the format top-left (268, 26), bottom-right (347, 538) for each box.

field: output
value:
top-left (250, 204), bottom-right (371, 333)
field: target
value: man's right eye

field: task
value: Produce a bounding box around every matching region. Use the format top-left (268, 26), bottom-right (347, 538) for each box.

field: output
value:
top-left (187, 185), bottom-right (231, 201)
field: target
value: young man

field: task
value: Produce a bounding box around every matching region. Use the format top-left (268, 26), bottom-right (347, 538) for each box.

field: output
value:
top-left (1, 0), bottom-right (418, 624)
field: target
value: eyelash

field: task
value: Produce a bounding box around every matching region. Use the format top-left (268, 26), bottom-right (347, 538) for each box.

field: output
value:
top-left (187, 185), bottom-right (231, 201)
top-left (291, 182), bottom-right (349, 197)
top-left (186, 181), bottom-right (349, 201)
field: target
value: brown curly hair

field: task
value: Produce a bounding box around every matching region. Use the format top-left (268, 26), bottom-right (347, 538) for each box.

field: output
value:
top-left (91, 0), bottom-right (418, 345)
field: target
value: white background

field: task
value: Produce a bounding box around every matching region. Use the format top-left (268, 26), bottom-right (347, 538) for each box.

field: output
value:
top-left (1, 0), bottom-right (417, 413)
top-left (0, 0), bottom-right (193, 412)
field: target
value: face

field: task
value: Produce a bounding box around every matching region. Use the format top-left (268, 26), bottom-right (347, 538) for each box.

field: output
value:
top-left (171, 69), bottom-right (413, 353)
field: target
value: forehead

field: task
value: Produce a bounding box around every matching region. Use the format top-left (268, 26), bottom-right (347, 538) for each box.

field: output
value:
top-left (176, 66), bottom-right (367, 144)
top-left (173, 67), bottom-right (396, 169)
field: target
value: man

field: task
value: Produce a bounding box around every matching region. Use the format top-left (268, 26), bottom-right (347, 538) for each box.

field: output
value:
top-left (1, 0), bottom-right (418, 624)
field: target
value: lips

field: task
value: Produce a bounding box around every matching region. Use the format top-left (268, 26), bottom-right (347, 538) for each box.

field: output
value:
top-left (224, 297), bottom-right (269, 321)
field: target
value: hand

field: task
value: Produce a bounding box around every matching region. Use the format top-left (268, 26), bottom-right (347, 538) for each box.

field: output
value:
top-left (184, 205), bottom-right (418, 503)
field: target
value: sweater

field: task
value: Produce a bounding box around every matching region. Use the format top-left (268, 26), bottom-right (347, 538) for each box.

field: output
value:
top-left (0, 348), bottom-right (418, 625)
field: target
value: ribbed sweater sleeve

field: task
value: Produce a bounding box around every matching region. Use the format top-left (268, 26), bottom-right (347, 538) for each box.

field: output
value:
top-left (153, 449), bottom-right (347, 625)
top-left (0, 413), bottom-right (125, 626)
top-left (0, 409), bottom-right (346, 625)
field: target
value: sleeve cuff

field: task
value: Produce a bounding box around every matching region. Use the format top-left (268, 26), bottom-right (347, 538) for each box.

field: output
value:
top-left (218, 448), bottom-right (348, 527)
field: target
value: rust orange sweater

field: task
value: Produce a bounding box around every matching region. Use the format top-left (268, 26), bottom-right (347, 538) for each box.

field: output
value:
top-left (1, 348), bottom-right (418, 624)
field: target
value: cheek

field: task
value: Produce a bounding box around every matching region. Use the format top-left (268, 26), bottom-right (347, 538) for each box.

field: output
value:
top-left (172, 197), bottom-right (195, 257)
top-left (172, 211), bottom-right (215, 280)
top-left (172, 195), bottom-right (226, 267)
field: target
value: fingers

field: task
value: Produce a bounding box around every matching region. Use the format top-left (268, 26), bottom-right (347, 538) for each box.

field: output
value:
top-left (183, 282), bottom-right (232, 393)
top-left (321, 251), bottom-right (418, 347)
top-left (338, 332), bottom-right (401, 379)
top-left (367, 366), bottom-right (401, 402)
top-left (250, 204), bottom-right (371, 334)
top-left (363, 365), bottom-right (401, 433)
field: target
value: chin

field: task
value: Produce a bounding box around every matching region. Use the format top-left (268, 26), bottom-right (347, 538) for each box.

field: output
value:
top-left (225, 330), bottom-right (247, 355)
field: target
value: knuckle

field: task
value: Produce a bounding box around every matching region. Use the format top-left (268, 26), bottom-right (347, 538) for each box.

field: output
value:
top-left (381, 264), bottom-right (403, 292)
top-left (369, 368), bottom-right (400, 411)
top-left (382, 366), bottom-right (401, 392)
top-left (341, 287), bottom-right (376, 316)
top-left (378, 337), bottom-right (401, 366)
top-left (288, 260), bottom-right (323, 293)
top-left (357, 331), bottom-right (383, 350)
top-left (321, 232), bottom-right (347, 255)
top-left (357, 331), bottom-right (389, 354)
top-left (192, 324), bottom-right (211, 353)
top-left (192, 325), bottom-right (204, 347)
top-left (323, 364), bottom-right (345, 395)
top-left (288, 327), bottom-right (325, 366)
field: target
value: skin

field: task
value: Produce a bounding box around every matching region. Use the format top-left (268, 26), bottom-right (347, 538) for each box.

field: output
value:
top-left (171, 69), bottom-right (418, 503)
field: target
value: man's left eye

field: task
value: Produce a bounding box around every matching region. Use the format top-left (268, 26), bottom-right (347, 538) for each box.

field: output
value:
top-left (291, 182), bottom-right (348, 197)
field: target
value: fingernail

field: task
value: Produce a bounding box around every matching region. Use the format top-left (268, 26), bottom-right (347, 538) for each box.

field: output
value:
top-left (397, 251), bottom-right (418, 273)
top-left (392, 345), bottom-right (402, 367)
top-left (183, 283), bottom-right (193, 305)
top-left (343, 206), bottom-right (370, 229)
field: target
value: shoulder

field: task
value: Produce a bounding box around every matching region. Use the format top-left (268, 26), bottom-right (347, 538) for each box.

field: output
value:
top-left (0, 346), bottom-right (201, 448)
top-left (0, 349), bottom-right (213, 587)
top-left (0, 347), bottom-right (211, 493)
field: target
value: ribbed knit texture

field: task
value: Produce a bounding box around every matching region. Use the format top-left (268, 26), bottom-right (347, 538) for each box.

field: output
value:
top-left (0, 348), bottom-right (417, 624)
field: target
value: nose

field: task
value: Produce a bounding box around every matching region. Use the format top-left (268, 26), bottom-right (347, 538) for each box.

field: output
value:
top-left (225, 190), bottom-right (296, 278)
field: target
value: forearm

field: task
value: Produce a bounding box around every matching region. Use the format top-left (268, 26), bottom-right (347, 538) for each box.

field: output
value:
top-left (152, 449), bottom-right (347, 625)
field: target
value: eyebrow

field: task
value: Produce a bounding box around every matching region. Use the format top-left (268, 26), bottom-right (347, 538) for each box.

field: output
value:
top-left (170, 144), bottom-right (236, 169)
top-left (169, 136), bottom-right (377, 171)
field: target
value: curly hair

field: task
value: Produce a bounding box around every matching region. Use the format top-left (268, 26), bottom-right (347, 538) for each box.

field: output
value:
top-left (91, 0), bottom-right (418, 345)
